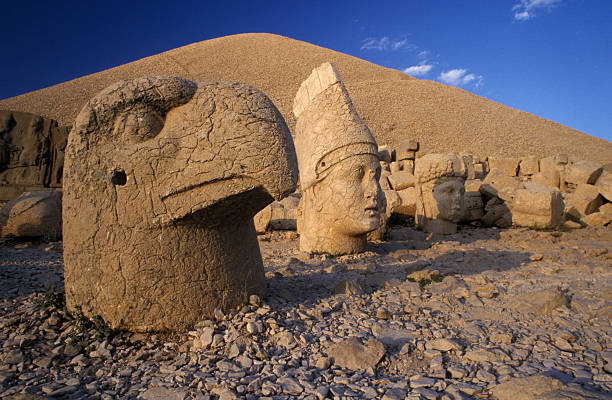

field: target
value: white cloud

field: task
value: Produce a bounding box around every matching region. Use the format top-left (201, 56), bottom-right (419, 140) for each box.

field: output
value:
top-left (417, 50), bottom-right (431, 60)
top-left (438, 69), bottom-right (483, 87)
top-left (403, 63), bottom-right (433, 77)
top-left (512, 0), bottom-right (562, 21)
top-left (361, 37), bottom-right (415, 51)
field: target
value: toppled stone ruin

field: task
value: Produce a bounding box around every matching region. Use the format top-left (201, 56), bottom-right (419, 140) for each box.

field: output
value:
top-left (63, 76), bottom-right (297, 332)
top-left (0, 110), bottom-right (68, 201)
top-left (293, 62), bottom-right (382, 255)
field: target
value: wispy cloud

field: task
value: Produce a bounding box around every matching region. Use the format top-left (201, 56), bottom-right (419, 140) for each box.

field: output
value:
top-left (361, 37), bottom-right (415, 51)
top-left (438, 69), bottom-right (483, 87)
top-left (403, 63), bottom-right (433, 77)
top-left (512, 0), bottom-right (562, 21)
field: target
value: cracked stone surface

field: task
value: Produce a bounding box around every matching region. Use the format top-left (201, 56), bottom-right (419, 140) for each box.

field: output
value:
top-left (62, 76), bottom-right (297, 332)
top-left (293, 63), bottom-right (381, 255)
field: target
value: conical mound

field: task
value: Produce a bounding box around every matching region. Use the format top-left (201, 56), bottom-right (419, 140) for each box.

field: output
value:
top-left (1, 33), bottom-right (610, 162)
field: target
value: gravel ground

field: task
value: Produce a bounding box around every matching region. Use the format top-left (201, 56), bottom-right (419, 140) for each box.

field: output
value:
top-left (0, 226), bottom-right (611, 399)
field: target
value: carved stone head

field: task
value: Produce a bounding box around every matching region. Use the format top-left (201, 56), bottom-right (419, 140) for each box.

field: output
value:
top-left (414, 154), bottom-right (466, 234)
top-left (63, 76), bottom-right (297, 332)
top-left (293, 63), bottom-right (381, 255)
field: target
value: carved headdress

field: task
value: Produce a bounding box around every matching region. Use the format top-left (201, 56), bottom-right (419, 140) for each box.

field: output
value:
top-left (293, 62), bottom-right (378, 190)
top-left (414, 153), bottom-right (466, 184)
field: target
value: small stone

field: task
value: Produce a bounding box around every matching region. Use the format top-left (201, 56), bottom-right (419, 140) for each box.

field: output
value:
top-left (316, 356), bottom-right (332, 369)
top-left (214, 308), bottom-right (225, 321)
top-left (426, 338), bottom-right (461, 352)
top-left (410, 377), bottom-right (436, 388)
top-left (279, 376), bottom-right (303, 395)
top-left (199, 327), bottom-right (214, 348)
top-left (63, 343), bottom-right (82, 357)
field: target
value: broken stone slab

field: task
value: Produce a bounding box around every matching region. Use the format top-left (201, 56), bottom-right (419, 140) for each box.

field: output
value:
top-left (600, 203), bottom-right (612, 218)
top-left (487, 157), bottom-right (520, 177)
top-left (0, 110), bottom-right (69, 190)
top-left (595, 170), bottom-right (612, 201)
top-left (518, 156), bottom-right (539, 176)
top-left (371, 326), bottom-right (415, 348)
top-left (383, 189), bottom-right (402, 216)
top-left (333, 279), bottom-right (366, 296)
top-left (531, 169), bottom-right (560, 190)
top-left (326, 337), bottom-right (385, 371)
top-left (396, 140), bottom-right (419, 161)
top-left (460, 154), bottom-right (476, 180)
top-left (512, 185), bottom-right (564, 229)
top-left (564, 160), bottom-right (603, 186)
top-left (506, 287), bottom-right (569, 316)
top-left (564, 184), bottom-right (604, 216)
top-left (63, 76), bottom-right (298, 332)
top-left (394, 187), bottom-right (417, 217)
top-left (482, 197), bottom-right (512, 228)
top-left (480, 168), bottom-right (523, 199)
top-left (387, 170), bottom-right (415, 191)
top-left (463, 191), bottom-right (484, 222)
top-left (379, 170), bottom-right (392, 190)
top-left (377, 145), bottom-right (392, 163)
top-left (0, 190), bottom-right (62, 241)
top-left (582, 212), bottom-right (612, 227)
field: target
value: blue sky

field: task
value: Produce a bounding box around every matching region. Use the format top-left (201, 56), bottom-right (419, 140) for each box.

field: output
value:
top-left (2, 0), bottom-right (611, 142)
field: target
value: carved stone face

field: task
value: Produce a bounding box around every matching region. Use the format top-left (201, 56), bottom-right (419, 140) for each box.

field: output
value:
top-left (313, 154), bottom-right (381, 235)
top-left (423, 177), bottom-right (465, 223)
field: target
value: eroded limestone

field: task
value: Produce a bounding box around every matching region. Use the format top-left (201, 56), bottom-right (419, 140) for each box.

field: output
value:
top-left (63, 76), bottom-right (297, 332)
top-left (293, 63), bottom-right (381, 255)
top-left (414, 154), bottom-right (466, 234)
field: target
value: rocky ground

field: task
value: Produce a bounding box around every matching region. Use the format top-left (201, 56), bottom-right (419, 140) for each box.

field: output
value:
top-left (0, 226), bottom-right (611, 399)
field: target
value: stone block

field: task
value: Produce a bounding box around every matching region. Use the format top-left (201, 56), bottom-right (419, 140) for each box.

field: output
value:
top-left (473, 162), bottom-right (487, 179)
top-left (379, 170), bottom-right (392, 190)
top-left (461, 154), bottom-right (476, 179)
top-left (519, 156), bottom-right (539, 176)
top-left (600, 203), bottom-right (612, 218)
top-left (482, 197), bottom-right (512, 228)
top-left (388, 170), bottom-right (415, 191)
top-left (390, 161), bottom-right (401, 174)
top-left (402, 159), bottom-right (415, 174)
top-left (564, 161), bottom-right (603, 186)
top-left (465, 179), bottom-right (483, 193)
top-left (582, 212), bottom-right (612, 227)
top-left (564, 184), bottom-right (604, 216)
top-left (396, 141), bottom-right (418, 161)
top-left (394, 187), bottom-right (417, 216)
top-left (512, 186), bottom-right (564, 229)
top-left (596, 171), bottom-right (612, 202)
top-left (0, 190), bottom-right (62, 240)
top-left (383, 189), bottom-right (402, 216)
top-left (377, 145), bottom-right (392, 163)
top-left (531, 169), bottom-right (560, 189)
top-left (463, 191), bottom-right (484, 222)
top-left (488, 157), bottom-right (520, 177)
top-left (480, 168), bottom-right (523, 199)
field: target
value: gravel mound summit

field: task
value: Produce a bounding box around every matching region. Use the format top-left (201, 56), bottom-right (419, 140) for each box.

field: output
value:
top-left (1, 33), bottom-right (610, 162)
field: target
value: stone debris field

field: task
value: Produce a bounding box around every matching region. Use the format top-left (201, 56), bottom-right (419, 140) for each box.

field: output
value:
top-left (0, 225), bottom-right (610, 399)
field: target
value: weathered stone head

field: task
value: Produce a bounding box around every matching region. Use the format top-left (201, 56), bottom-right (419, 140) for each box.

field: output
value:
top-left (415, 154), bottom-right (466, 234)
top-left (293, 63), bottom-right (381, 255)
top-left (63, 76), bottom-right (297, 332)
